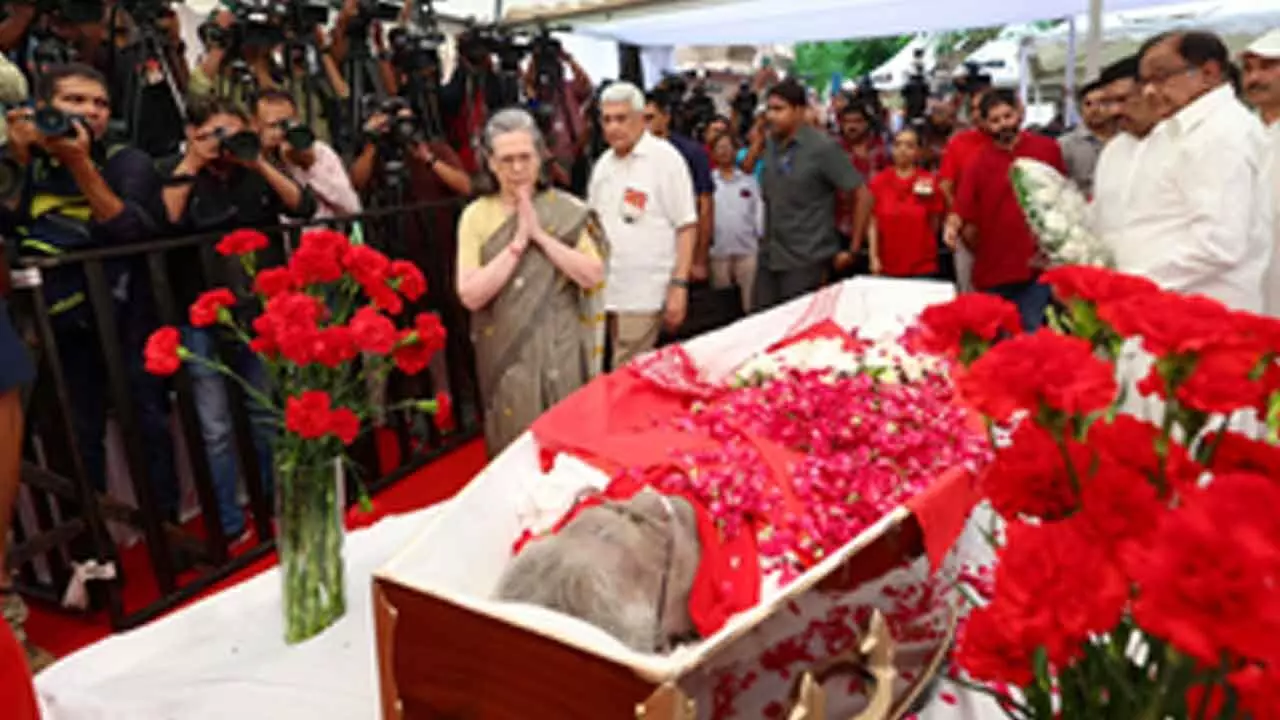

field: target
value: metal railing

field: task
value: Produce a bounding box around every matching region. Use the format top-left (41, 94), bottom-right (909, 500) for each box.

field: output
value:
top-left (5, 199), bottom-right (480, 630)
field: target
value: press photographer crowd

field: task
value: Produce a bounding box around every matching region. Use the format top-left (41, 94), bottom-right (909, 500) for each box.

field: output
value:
top-left (3, 0), bottom-right (1280, 690)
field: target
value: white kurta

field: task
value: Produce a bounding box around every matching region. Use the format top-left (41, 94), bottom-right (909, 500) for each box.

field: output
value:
top-left (1264, 121), bottom-right (1280, 316)
top-left (1090, 132), bottom-right (1144, 243)
top-left (1113, 85), bottom-right (1273, 313)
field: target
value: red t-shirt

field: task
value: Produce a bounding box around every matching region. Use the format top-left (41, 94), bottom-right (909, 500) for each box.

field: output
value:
top-left (0, 623), bottom-right (39, 720)
top-left (938, 128), bottom-right (992, 188)
top-left (955, 132), bottom-right (1067, 291)
top-left (869, 168), bottom-right (944, 277)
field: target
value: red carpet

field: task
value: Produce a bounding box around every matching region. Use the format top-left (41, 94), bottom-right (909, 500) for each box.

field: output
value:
top-left (23, 438), bottom-right (488, 660)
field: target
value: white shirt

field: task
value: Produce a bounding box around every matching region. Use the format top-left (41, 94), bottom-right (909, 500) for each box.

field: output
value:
top-left (1114, 85), bottom-right (1273, 312)
top-left (1090, 132), bottom-right (1143, 243)
top-left (710, 169), bottom-right (763, 258)
top-left (588, 132), bottom-right (698, 313)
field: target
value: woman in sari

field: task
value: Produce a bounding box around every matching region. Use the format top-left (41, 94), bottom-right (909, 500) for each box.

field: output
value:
top-left (457, 108), bottom-right (608, 457)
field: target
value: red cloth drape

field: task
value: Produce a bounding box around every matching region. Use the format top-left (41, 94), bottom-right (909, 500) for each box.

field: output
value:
top-left (0, 623), bottom-right (40, 720)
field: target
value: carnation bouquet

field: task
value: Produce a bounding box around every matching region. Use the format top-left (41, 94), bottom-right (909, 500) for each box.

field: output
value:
top-left (1010, 158), bottom-right (1113, 268)
top-left (919, 266), bottom-right (1280, 718)
top-left (143, 228), bottom-right (451, 643)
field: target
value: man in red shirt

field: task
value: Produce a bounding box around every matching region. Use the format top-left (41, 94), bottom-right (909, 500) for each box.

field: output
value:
top-left (939, 90), bottom-right (993, 291)
top-left (956, 89), bottom-right (1067, 331)
top-left (868, 128), bottom-right (944, 277)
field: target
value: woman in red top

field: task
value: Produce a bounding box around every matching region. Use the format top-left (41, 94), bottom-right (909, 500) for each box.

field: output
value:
top-left (868, 129), bottom-right (945, 278)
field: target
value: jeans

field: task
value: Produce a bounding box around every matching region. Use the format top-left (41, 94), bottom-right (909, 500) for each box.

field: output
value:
top-left (180, 327), bottom-right (275, 536)
top-left (56, 311), bottom-right (179, 521)
top-left (987, 280), bottom-right (1052, 332)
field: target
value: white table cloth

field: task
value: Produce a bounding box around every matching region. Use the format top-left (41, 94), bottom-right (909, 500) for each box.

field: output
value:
top-left (35, 499), bottom-right (1003, 720)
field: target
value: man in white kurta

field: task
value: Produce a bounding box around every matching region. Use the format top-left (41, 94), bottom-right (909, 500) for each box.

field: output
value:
top-left (1091, 55), bottom-right (1160, 243)
top-left (1242, 31), bottom-right (1280, 316)
top-left (1119, 31), bottom-right (1273, 313)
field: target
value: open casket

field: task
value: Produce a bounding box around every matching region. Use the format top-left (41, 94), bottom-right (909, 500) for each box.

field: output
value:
top-left (372, 278), bottom-right (993, 719)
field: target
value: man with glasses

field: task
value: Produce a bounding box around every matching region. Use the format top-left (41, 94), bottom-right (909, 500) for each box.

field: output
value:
top-left (587, 81), bottom-right (697, 366)
top-left (757, 79), bottom-right (870, 311)
top-left (1122, 31), bottom-right (1271, 312)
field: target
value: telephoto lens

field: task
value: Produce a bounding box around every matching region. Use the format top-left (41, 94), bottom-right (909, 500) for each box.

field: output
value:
top-left (220, 129), bottom-right (262, 162)
top-left (283, 122), bottom-right (316, 152)
top-left (33, 107), bottom-right (78, 139)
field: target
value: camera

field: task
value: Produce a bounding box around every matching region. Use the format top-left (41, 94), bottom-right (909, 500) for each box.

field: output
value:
top-left (33, 107), bottom-right (82, 139)
top-left (954, 61), bottom-right (993, 95)
top-left (388, 24), bottom-right (443, 74)
top-left (363, 96), bottom-right (419, 145)
top-left (281, 120), bottom-right (315, 151)
top-left (730, 81), bottom-right (756, 135)
top-left (120, 0), bottom-right (177, 26)
top-left (215, 127), bottom-right (262, 162)
top-left (199, 0), bottom-right (287, 50)
top-left (901, 48), bottom-right (930, 123)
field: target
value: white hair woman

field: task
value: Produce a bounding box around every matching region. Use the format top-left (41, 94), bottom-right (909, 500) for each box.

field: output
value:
top-left (456, 108), bottom-right (608, 457)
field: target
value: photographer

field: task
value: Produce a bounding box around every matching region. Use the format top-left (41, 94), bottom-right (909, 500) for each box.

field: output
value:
top-left (522, 42), bottom-right (592, 192)
top-left (102, 2), bottom-right (189, 159)
top-left (349, 102), bottom-right (470, 199)
top-left (4, 62), bottom-right (179, 538)
top-left (1, 1), bottom-right (107, 65)
top-left (160, 96), bottom-right (314, 540)
top-left (255, 89), bottom-right (359, 220)
top-left (440, 28), bottom-right (504, 173)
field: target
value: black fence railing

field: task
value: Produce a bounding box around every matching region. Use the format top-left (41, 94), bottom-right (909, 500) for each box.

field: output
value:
top-left (5, 199), bottom-right (480, 631)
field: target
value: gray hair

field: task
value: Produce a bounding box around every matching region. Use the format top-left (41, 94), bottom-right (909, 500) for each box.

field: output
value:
top-left (494, 488), bottom-right (702, 653)
top-left (599, 81), bottom-right (645, 112)
top-left (482, 107), bottom-right (546, 155)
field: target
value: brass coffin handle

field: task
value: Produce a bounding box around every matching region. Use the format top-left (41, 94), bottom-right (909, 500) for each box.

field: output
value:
top-left (787, 610), bottom-right (898, 720)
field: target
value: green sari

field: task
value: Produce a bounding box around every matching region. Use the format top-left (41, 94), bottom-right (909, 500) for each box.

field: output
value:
top-left (473, 191), bottom-right (608, 457)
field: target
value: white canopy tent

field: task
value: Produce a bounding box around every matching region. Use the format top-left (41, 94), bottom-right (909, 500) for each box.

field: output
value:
top-left (867, 33), bottom-right (935, 92)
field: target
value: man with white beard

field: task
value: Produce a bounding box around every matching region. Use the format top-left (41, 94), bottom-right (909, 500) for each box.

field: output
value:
top-left (1241, 30), bottom-right (1280, 315)
top-left (1118, 31), bottom-right (1272, 312)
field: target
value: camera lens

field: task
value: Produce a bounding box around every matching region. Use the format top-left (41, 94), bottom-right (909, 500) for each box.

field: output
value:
top-left (284, 123), bottom-right (316, 151)
top-left (33, 107), bottom-right (76, 139)
top-left (221, 130), bottom-right (262, 162)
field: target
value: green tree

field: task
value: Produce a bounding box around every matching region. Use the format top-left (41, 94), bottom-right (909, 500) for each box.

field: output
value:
top-left (792, 36), bottom-right (912, 89)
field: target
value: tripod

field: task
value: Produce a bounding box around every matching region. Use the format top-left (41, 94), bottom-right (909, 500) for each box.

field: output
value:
top-left (122, 22), bottom-right (188, 151)
top-left (340, 20), bottom-right (386, 157)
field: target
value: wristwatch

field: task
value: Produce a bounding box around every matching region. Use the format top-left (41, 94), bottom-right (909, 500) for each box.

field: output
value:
top-left (669, 278), bottom-right (690, 289)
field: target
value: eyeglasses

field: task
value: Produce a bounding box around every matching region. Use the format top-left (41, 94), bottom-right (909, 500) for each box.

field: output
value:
top-left (1139, 64), bottom-right (1194, 87)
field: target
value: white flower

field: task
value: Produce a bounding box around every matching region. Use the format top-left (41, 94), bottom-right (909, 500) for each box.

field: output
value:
top-left (1041, 209), bottom-right (1071, 238)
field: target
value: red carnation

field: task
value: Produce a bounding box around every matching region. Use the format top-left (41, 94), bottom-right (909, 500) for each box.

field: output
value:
top-left (330, 407), bottom-right (361, 445)
top-left (1040, 265), bottom-right (1159, 306)
top-left (414, 312), bottom-right (447, 354)
top-left (915, 295), bottom-right (1021, 361)
top-left (349, 306), bottom-right (398, 355)
top-left (143, 326), bottom-right (183, 376)
top-left (981, 423), bottom-right (1090, 521)
top-left (957, 329), bottom-right (1118, 421)
top-left (366, 283), bottom-right (404, 315)
top-left (285, 391), bottom-right (334, 440)
top-left (1088, 415), bottom-right (1200, 491)
top-left (1231, 665), bottom-right (1280, 719)
top-left (189, 288), bottom-right (236, 328)
top-left (312, 326), bottom-right (359, 368)
top-left (253, 267), bottom-right (296, 297)
top-left (215, 229), bottom-right (268, 256)
top-left (249, 314), bottom-right (278, 356)
top-left (342, 244), bottom-right (391, 289)
top-left (262, 292), bottom-right (326, 365)
top-left (953, 602), bottom-right (1037, 687)
top-left (297, 228), bottom-right (351, 257)
top-left (1174, 342), bottom-right (1270, 415)
top-left (1096, 292), bottom-right (1233, 357)
top-left (1204, 430), bottom-right (1280, 476)
top-left (433, 391), bottom-right (454, 432)
top-left (993, 519), bottom-right (1128, 668)
top-left (1077, 463), bottom-right (1162, 555)
top-left (390, 260), bottom-right (427, 301)
top-left (392, 331), bottom-right (432, 375)
top-left (1129, 474), bottom-right (1280, 665)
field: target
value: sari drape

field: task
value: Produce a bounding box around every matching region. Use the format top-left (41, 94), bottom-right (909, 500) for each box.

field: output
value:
top-left (472, 190), bottom-right (608, 456)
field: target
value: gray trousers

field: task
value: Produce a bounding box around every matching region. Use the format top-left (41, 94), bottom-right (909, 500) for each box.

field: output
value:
top-left (754, 262), bottom-right (829, 313)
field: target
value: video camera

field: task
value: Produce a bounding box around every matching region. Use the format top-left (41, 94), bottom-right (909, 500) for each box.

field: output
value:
top-left (652, 71), bottom-right (716, 138)
top-left (954, 61), bottom-right (992, 95)
top-left (730, 81), bottom-right (756, 136)
top-left (388, 22), bottom-right (443, 74)
top-left (119, 0), bottom-right (179, 26)
top-left (363, 95), bottom-right (420, 145)
top-left (198, 0), bottom-right (289, 50)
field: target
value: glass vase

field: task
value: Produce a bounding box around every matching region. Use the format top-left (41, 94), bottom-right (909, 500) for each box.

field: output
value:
top-left (276, 456), bottom-right (346, 644)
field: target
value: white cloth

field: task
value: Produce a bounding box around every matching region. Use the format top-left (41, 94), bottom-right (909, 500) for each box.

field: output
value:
top-left (1113, 85), bottom-right (1273, 312)
top-left (1091, 132), bottom-right (1144, 242)
top-left (588, 131), bottom-right (698, 312)
top-left (35, 508), bottom-right (444, 720)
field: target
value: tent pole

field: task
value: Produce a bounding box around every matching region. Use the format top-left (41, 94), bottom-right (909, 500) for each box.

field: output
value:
top-left (494, 0), bottom-right (504, 21)
top-left (1085, 0), bottom-right (1103, 78)
top-left (1065, 17), bottom-right (1079, 126)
